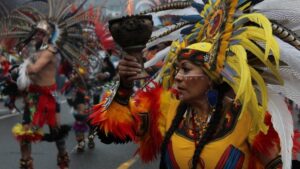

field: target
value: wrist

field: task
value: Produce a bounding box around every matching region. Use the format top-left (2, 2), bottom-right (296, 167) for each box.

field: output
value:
top-left (120, 79), bottom-right (134, 89)
top-left (114, 85), bottom-right (133, 105)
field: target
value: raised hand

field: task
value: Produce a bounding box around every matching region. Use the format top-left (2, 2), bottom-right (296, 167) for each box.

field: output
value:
top-left (118, 53), bottom-right (142, 87)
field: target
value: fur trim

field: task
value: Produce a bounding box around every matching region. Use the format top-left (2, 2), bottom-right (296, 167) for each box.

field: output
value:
top-left (16, 59), bottom-right (31, 91)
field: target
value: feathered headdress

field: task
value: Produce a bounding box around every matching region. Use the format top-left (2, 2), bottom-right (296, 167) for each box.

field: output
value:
top-left (0, 0), bottom-right (102, 69)
top-left (154, 0), bottom-right (297, 168)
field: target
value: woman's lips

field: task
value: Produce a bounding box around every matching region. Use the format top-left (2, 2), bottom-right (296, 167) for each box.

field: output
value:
top-left (171, 86), bottom-right (185, 99)
top-left (176, 86), bottom-right (185, 92)
top-left (174, 86), bottom-right (186, 97)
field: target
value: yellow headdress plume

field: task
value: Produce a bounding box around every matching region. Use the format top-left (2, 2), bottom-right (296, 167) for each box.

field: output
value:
top-left (158, 0), bottom-right (282, 137)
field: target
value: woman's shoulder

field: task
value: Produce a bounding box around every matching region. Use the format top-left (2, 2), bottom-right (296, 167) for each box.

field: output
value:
top-left (212, 101), bottom-right (248, 141)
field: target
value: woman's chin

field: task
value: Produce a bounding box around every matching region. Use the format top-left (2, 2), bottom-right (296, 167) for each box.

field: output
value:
top-left (180, 96), bottom-right (199, 104)
top-left (178, 95), bottom-right (189, 102)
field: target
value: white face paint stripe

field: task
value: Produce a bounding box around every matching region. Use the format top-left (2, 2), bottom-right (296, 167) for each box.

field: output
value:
top-left (176, 72), bottom-right (206, 80)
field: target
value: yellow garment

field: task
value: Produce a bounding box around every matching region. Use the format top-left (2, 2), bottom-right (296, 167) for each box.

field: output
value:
top-left (92, 87), bottom-right (266, 168)
top-left (160, 98), bottom-right (263, 169)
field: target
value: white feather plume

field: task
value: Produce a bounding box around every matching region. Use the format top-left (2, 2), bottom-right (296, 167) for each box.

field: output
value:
top-left (149, 7), bottom-right (199, 19)
top-left (144, 46), bottom-right (170, 68)
top-left (17, 59), bottom-right (31, 91)
top-left (276, 38), bottom-right (300, 74)
top-left (267, 66), bottom-right (300, 106)
top-left (266, 38), bottom-right (300, 105)
top-left (254, 0), bottom-right (300, 34)
top-left (146, 24), bottom-right (190, 49)
top-left (267, 89), bottom-right (294, 169)
top-left (135, 0), bottom-right (156, 12)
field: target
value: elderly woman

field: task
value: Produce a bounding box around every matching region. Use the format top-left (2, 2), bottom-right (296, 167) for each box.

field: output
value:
top-left (98, 45), bottom-right (280, 169)
top-left (90, 0), bottom-right (299, 168)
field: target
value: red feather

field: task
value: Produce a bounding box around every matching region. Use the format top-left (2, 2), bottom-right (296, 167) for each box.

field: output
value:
top-left (1, 60), bottom-right (11, 76)
top-left (84, 5), bottom-right (115, 51)
top-left (1, 38), bottom-right (17, 54)
top-left (248, 113), bottom-right (281, 168)
top-left (293, 130), bottom-right (300, 159)
top-left (133, 82), bottom-right (165, 162)
top-left (90, 96), bottom-right (139, 141)
top-left (94, 21), bottom-right (115, 51)
top-left (71, 4), bottom-right (77, 13)
top-left (89, 82), bottom-right (168, 162)
top-left (15, 134), bottom-right (43, 143)
top-left (251, 113), bottom-right (280, 157)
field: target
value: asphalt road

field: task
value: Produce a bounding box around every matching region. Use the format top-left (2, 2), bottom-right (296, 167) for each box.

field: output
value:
top-left (0, 99), bottom-right (158, 169)
top-left (2, 97), bottom-right (300, 169)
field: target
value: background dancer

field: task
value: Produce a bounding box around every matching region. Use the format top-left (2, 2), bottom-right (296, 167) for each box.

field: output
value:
top-left (90, 0), bottom-right (300, 168)
top-left (12, 21), bottom-right (70, 169)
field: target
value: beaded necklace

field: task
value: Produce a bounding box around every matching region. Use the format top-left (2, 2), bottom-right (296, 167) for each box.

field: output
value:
top-left (186, 106), bottom-right (215, 145)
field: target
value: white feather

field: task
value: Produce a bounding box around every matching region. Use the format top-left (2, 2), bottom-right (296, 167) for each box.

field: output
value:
top-left (267, 89), bottom-right (294, 169)
top-left (146, 24), bottom-right (189, 49)
top-left (144, 46), bottom-right (170, 68)
top-left (151, 24), bottom-right (180, 38)
top-left (135, 0), bottom-right (156, 12)
top-left (149, 7), bottom-right (199, 19)
top-left (254, 0), bottom-right (300, 33)
top-left (17, 59), bottom-right (31, 91)
top-left (267, 66), bottom-right (300, 106)
top-left (276, 38), bottom-right (300, 75)
top-left (268, 82), bottom-right (300, 106)
top-left (274, 37), bottom-right (300, 106)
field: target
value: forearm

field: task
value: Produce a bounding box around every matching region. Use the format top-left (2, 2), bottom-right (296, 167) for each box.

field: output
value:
top-left (114, 82), bottom-right (134, 105)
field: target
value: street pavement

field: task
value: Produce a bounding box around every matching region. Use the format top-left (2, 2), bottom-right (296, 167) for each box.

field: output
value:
top-left (0, 99), bottom-right (158, 169)
top-left (2, 97), bottom-right (300, 169)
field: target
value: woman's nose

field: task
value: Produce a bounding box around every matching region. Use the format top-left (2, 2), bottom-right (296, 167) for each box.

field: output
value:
top-left (174, 72), bottom-right (184, 82)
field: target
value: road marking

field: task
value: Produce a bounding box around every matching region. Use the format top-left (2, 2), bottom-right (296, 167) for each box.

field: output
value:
top-left (117, 155), bottom-right (140, 169)
top-left (0, 113), bottom-right (19, 120)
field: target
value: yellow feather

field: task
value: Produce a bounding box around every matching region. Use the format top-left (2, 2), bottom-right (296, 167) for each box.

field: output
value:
top-left (249, 67), bottom-right (268, 111)
top-left (216, 0), bottom-right (239, 73)
top-left (235, 13), bottom-right (273, 60)
top-left (158, 90), bottom-right (173, 135)
top-left (225, 60), bottom-right (268, 135)
top-left (236, 37), bottom-right (283, 84)
top-left (232, 63), bottom-right (268, 135)
top-left (225, 57), bottom-right (247, 117)
top-left (229, 45), bottom-right (251, 102)
top-left (235, 26), bottom-right (280, 66)
top-left (248, 96), bottom-right (269, 135)
top-left (238, 2), bottom-right (251, 11)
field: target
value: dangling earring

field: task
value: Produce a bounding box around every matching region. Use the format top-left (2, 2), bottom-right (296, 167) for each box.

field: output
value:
top-left (207, 89), bottom-right (218, 111)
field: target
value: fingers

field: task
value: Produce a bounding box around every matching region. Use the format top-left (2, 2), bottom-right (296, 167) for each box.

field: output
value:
top-left (119, 70), bottom-right (143, 83)
top-left (127, 75), bottom-right (149, 81)
top-left (119, 59), bottom-right (142, 69)
top-left (118, 53), bottom-right (145, 83)
top-left (118, 65), bottom-right (142, 73)
top-left (123, 54), bottom-right (137, 62)
top-left (118, 56), bottom-right (142, 78)
top-left (119, 70), bottom-right (139, 76)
